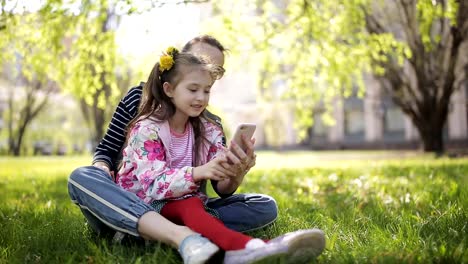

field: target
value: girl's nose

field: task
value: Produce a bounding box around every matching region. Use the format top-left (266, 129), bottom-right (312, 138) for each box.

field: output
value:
top-left (196, 91), bottom-right (208, 101)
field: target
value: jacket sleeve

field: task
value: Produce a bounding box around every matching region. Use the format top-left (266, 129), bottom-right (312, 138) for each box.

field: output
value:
top-left (92, 87), bottom-right (142, 171)
top-left (122, 121), bottom-right (199, 202)
top-left (206, 124), bottom-right (227, 162)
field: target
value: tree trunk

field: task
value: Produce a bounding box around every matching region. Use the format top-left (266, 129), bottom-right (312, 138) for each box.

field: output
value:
top-left (8, 81), bottom-right (50, 156)
top-left (418, 125), bottom-right (444, 153)
top-left (411, 106), bottom-right (448, 154)
top-left (79, 87), bottom-right (108, 151)
top-left (7, 88), bottom-right (14, 155)
top-left (92, 101), bottom-right (106, 150)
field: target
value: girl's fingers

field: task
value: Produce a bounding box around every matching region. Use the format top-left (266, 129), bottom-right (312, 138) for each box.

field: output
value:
top-left (220, 162), bottom-right (237, 176)
top-left (247, 154), bottom-right (257, 169)
top-left (216, 165), bottom-right (236, 178)
top-left (242, 135), bottom-right (255, 157)
top-left (216, 155), bottom-right (228, 163)
top-left (225, 151), bottom-right (242, 165)
top-left (229, 140), bottom-right (248, 162)
top-left (211, 171), bottom-right (226, 181)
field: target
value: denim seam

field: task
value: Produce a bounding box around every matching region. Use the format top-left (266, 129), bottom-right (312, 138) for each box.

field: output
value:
top-left (77, 204), bottom-right (139, 236)
top-left (68, 178), bottom-right (139, 222)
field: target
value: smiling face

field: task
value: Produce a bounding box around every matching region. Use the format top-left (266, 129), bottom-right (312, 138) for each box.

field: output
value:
top-left (163, 65), bottom-right (213, 120)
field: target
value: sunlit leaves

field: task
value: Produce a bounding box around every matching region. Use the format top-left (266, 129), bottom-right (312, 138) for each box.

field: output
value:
top-left (0, 13), bottom-right (64, 83)
top-left (0, 0), bottom-right (137, 152)
top-left (366, 33), bottom-right (412, 71)
top-left (65, 24), bottom-right (122, 108)
top-left (208, 0), bottom-right (462, 145)
top-left (208, 0), bottom-right (381, 139)
top-left (416, 0), bottom-right (459, 50)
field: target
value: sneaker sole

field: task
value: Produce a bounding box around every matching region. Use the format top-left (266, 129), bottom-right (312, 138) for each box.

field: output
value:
top-left (286, 230), bottom-right (326, 264)
top-left (225, 244), bottom-right (289, 264)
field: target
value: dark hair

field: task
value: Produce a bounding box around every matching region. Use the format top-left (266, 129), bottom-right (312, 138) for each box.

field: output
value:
top-left (128, 52), bottom-right (223, 166)
top-left (182, 35), bottom-right (227, 53)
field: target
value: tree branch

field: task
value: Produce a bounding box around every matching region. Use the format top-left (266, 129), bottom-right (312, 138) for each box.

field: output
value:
top-left (455, 0), bottom-right (468, 40)
top-left (395, 0), bottom-right (418, 50)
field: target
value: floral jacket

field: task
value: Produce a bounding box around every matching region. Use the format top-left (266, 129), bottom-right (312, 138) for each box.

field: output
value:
top-left (116, 117), bottom-right (225, 205)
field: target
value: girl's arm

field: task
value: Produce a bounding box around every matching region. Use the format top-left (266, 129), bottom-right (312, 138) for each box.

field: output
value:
top-left (121, 121), bottom-right (199, 202)
top-left (93, 86), bottom-right (142, 171)
top-left (205, 124), bottom-right (245, 197)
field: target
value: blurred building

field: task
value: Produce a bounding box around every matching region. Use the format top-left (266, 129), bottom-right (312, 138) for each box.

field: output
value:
top-left (211, 70), bottom-right (468, 150)
top-left (305, 79), bottom-right (468, 150)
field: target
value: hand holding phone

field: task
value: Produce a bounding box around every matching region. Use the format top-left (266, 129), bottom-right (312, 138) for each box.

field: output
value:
top-left (231, 123), bottom-right (256, 152)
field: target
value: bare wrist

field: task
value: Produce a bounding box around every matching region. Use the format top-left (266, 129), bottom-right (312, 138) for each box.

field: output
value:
top-left (191, 167), bottom-right (200, 182)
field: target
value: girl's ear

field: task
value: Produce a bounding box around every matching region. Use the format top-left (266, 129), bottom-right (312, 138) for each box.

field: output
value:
top-left (162, 82), bottom-right (173, 98)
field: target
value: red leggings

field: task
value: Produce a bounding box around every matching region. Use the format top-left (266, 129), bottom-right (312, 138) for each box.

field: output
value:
top-left (161, 197), bottom-right (252, 251)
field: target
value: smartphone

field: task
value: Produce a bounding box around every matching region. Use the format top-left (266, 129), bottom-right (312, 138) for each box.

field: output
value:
top-left (231, 123), bottom-right (256, 152)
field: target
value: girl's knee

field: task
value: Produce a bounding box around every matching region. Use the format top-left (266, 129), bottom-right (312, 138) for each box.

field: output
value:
top-left (69, 166), bottom-right (88, 181)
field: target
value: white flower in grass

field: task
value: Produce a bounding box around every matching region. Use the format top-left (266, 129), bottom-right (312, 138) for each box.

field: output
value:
top-left (328, 173), bottom-right (338, 182)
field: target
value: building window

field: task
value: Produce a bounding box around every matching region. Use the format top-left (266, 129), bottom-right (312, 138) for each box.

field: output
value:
top-left (312, 112), bottom-right (327, 137)
top-left (344, 97), bottom-right (365, 141)
top-left (345, 110), bottom-right (365, 135)
top-left (382, 98), bottom-right (405, 141)
top-left (384, 107), bottom-right (405, 132)
top-left (306, 111), bottom-right (329, 147)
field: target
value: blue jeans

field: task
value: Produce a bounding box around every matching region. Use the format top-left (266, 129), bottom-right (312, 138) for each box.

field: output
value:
top-left (67, 166), bottom-right (278, 237)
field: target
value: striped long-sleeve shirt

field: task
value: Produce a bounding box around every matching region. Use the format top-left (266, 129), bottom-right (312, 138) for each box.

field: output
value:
top-left (92, 83), bottom-right (224, 172)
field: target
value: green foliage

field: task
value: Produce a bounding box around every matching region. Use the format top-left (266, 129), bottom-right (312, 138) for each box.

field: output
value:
top-left (62, 1), bottom-right (125, 108)
top-left (0, 0), bottom-right (139, 152)
top-left (0, 6), bottom-right (70, 82)
top-left (417, 0), bottom-right (458, 50)
top-left (206, 0), bottom-right (461, 141)
top-left (1, 153), bottom-right (467, 263)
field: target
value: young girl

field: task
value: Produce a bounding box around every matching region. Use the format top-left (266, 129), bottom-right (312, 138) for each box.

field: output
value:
top-left (117, 47), bottom-right (325, 264)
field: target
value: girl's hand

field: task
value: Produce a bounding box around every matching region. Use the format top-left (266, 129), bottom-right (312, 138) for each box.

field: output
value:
top-left (94, 162), bottom-right (115, 180)
top-left (228, 135), bottom-right (256, 176)
top-left (192, 156), bottom-right (236, 182)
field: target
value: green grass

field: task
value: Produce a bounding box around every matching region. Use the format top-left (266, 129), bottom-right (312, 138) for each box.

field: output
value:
top-left (0, 152), bottom-right (467, 263)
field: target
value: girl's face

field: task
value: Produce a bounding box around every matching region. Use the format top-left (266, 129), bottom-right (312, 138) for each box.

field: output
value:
top-left (163, 66), bottom-right (213, 119)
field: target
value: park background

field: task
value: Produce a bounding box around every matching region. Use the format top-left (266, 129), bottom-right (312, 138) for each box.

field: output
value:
top-left (0, 0), bottom-right (467, 263)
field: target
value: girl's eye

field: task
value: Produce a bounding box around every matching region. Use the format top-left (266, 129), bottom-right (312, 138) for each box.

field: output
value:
top-left (204, 90), bottom-right (211, 94)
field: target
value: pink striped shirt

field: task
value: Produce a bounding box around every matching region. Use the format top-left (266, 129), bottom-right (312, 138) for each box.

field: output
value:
top-left (169, 122), bottom-right (194, 168)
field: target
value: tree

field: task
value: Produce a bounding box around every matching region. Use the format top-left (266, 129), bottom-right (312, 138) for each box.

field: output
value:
top-left (363, 0), bottom-right (467, 152)
top-left (1, 0), bottom-right (207, 155)
top-left (208, 0), bottom-right (467, 153)
top-left (0, 0), bottom-right (133, 154)
top-left (0, 5), bottom-right (71, 155)
top-left (62, 0), bottom-right (129, 150)
top-left (61, 0), bottom-right (213, 148)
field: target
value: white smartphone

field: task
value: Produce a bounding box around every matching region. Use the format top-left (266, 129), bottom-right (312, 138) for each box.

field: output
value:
top-left (231, 123), bottom-right (256, 152)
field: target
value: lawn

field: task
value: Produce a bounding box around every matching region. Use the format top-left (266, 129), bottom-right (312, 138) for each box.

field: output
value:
top-left (0, 152), bottom-right (467, 263)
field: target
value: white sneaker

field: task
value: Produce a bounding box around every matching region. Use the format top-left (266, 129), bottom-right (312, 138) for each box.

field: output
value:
top-left (179, 234), bottom-right (220, 264)
top-left (224, 228), bottom-right (326, 264)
